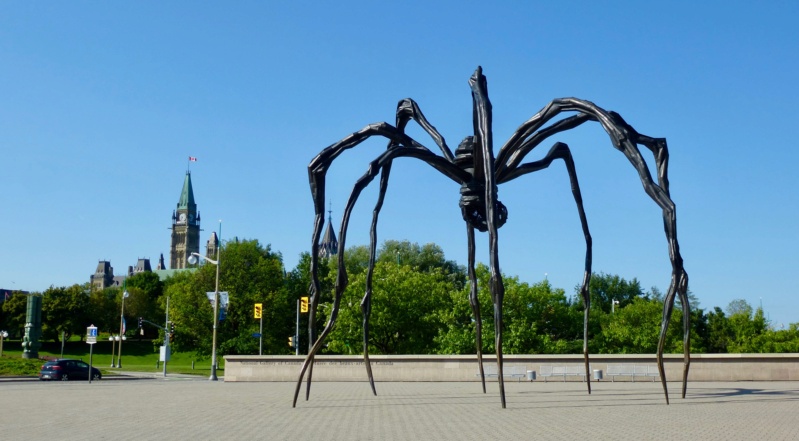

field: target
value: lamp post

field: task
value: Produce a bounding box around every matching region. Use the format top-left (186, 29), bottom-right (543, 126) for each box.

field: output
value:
top-left (108, 335), bottom-right (125, 367)
top-left (117, 286), bottom-right (129, 368)
top-left (109, 335), bottom-right (116, 367)
top-left (189, 219), bottom-right (221, 381)
top-left (0, 331), bottom-right (8, 357)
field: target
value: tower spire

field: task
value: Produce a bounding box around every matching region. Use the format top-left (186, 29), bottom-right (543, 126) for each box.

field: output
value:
top-left (319, 202), bottom-right (338, 259)
top-left (170, 169), bottom-right (200, 269)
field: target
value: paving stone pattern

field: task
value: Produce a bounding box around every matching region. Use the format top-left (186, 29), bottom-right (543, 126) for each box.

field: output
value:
top-left (1, 377), bottom-right (797, 440)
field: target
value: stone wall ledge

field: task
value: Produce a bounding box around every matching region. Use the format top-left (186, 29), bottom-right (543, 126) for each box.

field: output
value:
top-left (224, 353), bottom-right (799, 382)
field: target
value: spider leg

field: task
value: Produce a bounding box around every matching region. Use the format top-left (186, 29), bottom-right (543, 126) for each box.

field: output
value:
top-left (470, 66), bottom-right (507, 408)
top-left (608, 121), bottom-right (692, 400)
top-left (295, 127), bottom-right (467, 407)
top-left (500, 142), bottom-right (593, 394)
top-left (358, 98), bottom-right (459, 397)
top-left (395, 98), bottom-right (455, 162)
top-left (299, 123), bottom-right (414, 406)
top-left (496, 97), bottom-right (688, 404)
top-left (466, 223), bottom-right (486, 393)
top-left (360, 161), bottom-right (391, 397)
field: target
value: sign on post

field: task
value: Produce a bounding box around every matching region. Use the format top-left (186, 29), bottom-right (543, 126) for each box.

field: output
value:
top-left (86, 325), bottom-right (98, 344)
top-left (86, 325), bottom-right (98, 383)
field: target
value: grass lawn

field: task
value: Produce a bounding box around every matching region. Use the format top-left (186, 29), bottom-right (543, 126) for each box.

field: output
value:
top-left (0, 339), bottom-right (222, 377)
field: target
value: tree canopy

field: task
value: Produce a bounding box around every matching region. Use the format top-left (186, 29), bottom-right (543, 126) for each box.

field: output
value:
top-left (12, 239), bottom-right (798, 358)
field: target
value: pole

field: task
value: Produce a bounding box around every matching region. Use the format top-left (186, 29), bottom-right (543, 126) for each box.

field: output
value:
top-left (110, 336), bottom-right (116, 367)
top-left (210, 220), bottom-right (221, 381)
top-left (60, 331), bottom-right (65, 359)
top-left (259, 312), bottom-right (263, 356)
top-left (0, 333), bottom-right (4, 357)
top-left (163, 296), bottom-right (169, 377)
top-left (295, 298), bottom-right (300, 356)
top-left (118, 284), bottom-right (126, 369)
top-left (88, 343), bottom-right (94, 383)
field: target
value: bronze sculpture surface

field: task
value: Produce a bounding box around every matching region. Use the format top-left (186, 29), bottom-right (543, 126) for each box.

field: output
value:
top-left (295, 67), bottom-right (689, 408)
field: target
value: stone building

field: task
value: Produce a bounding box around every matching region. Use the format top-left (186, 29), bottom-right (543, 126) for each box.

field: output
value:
top-left (169, 171), bottom-right (201, 269)
top-left (90, 170), bottom-right (210, 289)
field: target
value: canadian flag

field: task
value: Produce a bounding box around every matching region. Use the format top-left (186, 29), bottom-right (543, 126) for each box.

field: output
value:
top-left (189, 156), bottom-right (198, 162)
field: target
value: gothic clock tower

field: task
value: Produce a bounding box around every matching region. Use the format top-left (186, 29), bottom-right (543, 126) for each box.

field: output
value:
top-left (170, 171), bottom-right (201, 269)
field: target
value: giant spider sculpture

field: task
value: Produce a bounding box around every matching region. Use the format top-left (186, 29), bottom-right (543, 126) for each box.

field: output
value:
top-left (294, 67), bottom-right (689, 408)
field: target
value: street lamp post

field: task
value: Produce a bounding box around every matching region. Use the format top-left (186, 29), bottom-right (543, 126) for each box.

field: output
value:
top-left (117, 286), bottom-right (129, 368)
top-left (189, 219), bottom-right (222, 381)
top-left (0, 331), bottom-right (8, 357)
top-left (109, 335), bottom-right (125, 367)
top-left (109, 335), bottom-right (116, 367)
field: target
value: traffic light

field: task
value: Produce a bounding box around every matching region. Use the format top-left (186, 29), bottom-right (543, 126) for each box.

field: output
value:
top-left (288, 336), bottom-right (294, 348)
top-left (138, 317), bottom-right (143, 328)
top-left (300, 296), bottom-right (309, 313)
top-left (170, 322), bottom-right (175, 337)
top-left (254, 303), bottom-right (262, 319)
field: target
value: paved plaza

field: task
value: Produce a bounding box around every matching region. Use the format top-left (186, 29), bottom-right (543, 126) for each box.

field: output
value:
top-left (2, 375), bottom-right (797, 440)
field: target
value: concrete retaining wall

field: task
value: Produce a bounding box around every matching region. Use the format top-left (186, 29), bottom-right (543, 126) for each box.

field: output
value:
top-left (223, 353), bottom-right (799, 382)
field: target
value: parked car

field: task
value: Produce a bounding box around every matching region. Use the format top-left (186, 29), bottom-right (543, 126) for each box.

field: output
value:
top-left (39, 359), bottom-right (102, 381)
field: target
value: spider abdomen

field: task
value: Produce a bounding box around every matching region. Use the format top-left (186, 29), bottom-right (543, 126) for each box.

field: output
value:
top-left (459, 181), bottom-right (508, 232)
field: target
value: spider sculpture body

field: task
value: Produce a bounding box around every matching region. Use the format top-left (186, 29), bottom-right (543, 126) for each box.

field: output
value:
top-left (295, 67), bottom-right (689, 408)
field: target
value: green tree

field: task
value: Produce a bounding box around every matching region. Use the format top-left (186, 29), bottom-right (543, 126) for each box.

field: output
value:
top-left (213, 239), bottom-right (287, 356)
top-left (378, 240), bottom-right (466, 290)
top-left (161, 239), bottom-right (287, 357)
top-left (436, 264), bottom-right (583, 355)
top-left (704, 307), bottom-right (731, 353)
top-left (324, 260), bottom-right (455, 354)
top-left (1, 291), bottom-right (30, 338)
top-left (284, 252), bottom-right (333, 352)
top-left (585, 272), bottom-right (643, 313)
top-left (41, 284), bottom-right (90, 342)
top-left (748, 323), bottom-right (799, 353)
top-left (726, 298), bottom-right (753, 317)
top-left (597, 297), bottom-right (678, 353)
top-left (727, 302), bottom-right (769, 353)
top-left (161, 271), bottom-right (208, 354)
top-left (88, 287), bottom-right (122, 334)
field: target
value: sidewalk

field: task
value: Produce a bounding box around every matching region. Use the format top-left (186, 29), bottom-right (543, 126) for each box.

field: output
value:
top-left (2, 380), bottom-right (797, 440)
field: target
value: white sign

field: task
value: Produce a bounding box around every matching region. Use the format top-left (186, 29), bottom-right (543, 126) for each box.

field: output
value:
top-left (86, 325), bottom-right (98, 344)
top-left (206, 292), bottom-right (229, 308)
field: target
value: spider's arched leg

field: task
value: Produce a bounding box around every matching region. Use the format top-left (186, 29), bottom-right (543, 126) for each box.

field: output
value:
top-left (303, 169), bottom-right (329, 402)
top-left (470, 66), bottom-right (507, 408)
top-left (360, 162), bottom-right (393, 397)
top-left (466, 223), bottom-right (486, 393)
top-left (596, 113), bottom-right (689, 404)
top-left (295, 130), bottom-right (467, 407)
top-left (500, 142), bottom-right (593, 394)
top-left (497, 98), bottom-right (689, 403)
top-left (358, 98), bottom-right (457, 396)
top-left (299, 123), bottom-right (419, 406)
top-left (621, 130), bottom-right (691, 401)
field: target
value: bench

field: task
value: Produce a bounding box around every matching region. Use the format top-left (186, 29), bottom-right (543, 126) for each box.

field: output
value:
top-left (606, 364), bottom-right (660, 382)
top-left (476, 364), bottom-right (527, 382)
top-left (539, 365), bottom-right (587, 382)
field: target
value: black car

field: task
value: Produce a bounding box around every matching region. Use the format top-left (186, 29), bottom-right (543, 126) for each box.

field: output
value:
top-left (39, 359), bottom-right (102, 381)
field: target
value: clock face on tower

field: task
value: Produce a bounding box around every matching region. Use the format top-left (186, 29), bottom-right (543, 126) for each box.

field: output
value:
top-left (179, 213), bottom-right (187, 223)
top-left (188, 214), bottom-right (195, 223)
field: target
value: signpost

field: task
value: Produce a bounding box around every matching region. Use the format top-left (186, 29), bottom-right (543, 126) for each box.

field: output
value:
top-left (86, 325), bottom-right (98, 383)
top-left (294, 297), bottom-right (310, 356)
top-left (254, 303), bottom-right (263, 355)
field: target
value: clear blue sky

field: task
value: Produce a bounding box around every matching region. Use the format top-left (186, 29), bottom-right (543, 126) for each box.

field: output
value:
top-left (2, 2), bottom-right (797, 327)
